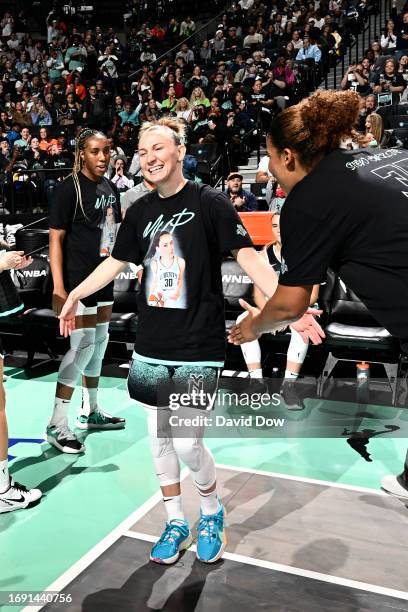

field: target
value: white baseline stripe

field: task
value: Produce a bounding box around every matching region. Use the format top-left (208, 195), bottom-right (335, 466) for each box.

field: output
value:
top-left (23, 469), bottom-right (189, 612)
top-left (215, 463), bottom-right (388, 496)
top-left (124, 530), bottom-right (408, 602)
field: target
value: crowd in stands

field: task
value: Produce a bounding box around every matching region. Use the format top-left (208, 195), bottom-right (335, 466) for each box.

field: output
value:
top-left (0, 0), bottom-right (399, 214)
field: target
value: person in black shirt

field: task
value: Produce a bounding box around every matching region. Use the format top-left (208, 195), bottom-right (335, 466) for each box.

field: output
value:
top-left (59, 118), bottom-right (322, 565)
top-left (229, 89), bottom-right (408, 499)
top-left (48, 128), bottom-right (125, 455)
top-left (373, 59), bottom-right (406, 104)
top-left (0, 250), bottom-right (43, 513)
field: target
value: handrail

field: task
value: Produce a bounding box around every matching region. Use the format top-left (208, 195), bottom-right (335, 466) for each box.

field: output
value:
top-left (128, 3), bottom-right (233, 81)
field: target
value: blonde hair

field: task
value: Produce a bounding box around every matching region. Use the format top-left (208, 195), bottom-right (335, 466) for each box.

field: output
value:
top-left (366, 112), bottom-right (383, 144)
top-left (175, 97), bottom-right (191, 112)
top-left (138, 117), bottom-right (187, 146)
top-left (71, 128), bottom-right (106, 219)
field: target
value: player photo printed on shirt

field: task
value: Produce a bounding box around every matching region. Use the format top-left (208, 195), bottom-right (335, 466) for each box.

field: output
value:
top-left (144, 230), bottom-right (186, 309)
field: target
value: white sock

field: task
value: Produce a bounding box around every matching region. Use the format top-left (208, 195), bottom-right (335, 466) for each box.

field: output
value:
top-left (285, 370), bottom-right (299, 380)
top-left (82, 387), bottom-right (98, 416)
top-left (0, 459), bottom-right (9, 493)
top-left (249, 368), bottom-right (263, 379)
top-left (163, 494), bottom-right (185, 522)
top-left (199, 489), bottom-right (219, 515)
top-left (49, 398), bottom-right (70, 427)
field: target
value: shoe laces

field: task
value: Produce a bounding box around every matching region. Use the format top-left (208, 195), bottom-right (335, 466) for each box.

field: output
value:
top-left (158, 521), bottom-right (188, 545)
top-left (198, 512), bottom-right (223, 541)
top-left (56, 423), bottom-right (77, 441)
top-left (11, 480), bottom-right (28, 494)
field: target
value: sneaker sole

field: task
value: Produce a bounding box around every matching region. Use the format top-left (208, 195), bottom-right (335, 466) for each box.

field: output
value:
top-left (75, 421), bottom-right (126, 430)
top-left (46, 435), bottom-right (85, 454)
top-left (150, 532), bottom-right (193, 565)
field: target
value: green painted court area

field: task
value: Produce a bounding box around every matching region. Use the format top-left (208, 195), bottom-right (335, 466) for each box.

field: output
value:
top-left (1, 364), bottom-right (407, 612)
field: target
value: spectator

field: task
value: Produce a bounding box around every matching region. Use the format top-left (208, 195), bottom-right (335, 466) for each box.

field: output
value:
top-left (341, 63), bottom-right (371, 94)
top-left (381, 19), bottom-right (397, 53)
top-left (119, 100), bottom-right (139, 127)
top-left (180, 17), bottom-right (196, 37)
top-left (82, 83), bottom-right (107, 129)
top-left (14, 126), bottom-right (31, 150)
top-left (243, 25), bottom-right (263, 48)
top-left (296, 36), bottom-right (322, 62)
top-left (226, 172), bottom-right (258, 211)
top-left (176, 43), bottom-right (195, 66)
top-left (175, 97), bottom-right (192, 121)
top-left (185, 66), bottom-right (209, 95)
top-left (110, 155), bottom-right (134, 192)
top-left (161, 86), bottom-right (178, 113)
top-left (396, 12), bottom-right (408, 58)
top-left (65, 37), bottom-right (87, 73)
top-left (38, 126), bottom-right (57, 152)
top-left (256, 154), bottom-right (274, 183)
top-left (190, 87), bottom-right (211, 108)
top-left (373, 58), bottom-right (406, 102)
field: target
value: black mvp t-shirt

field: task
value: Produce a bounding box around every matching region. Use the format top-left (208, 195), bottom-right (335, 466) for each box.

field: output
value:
top-left (49, 172), bottom-right (121, 289)
top-left (112, 181), bottom-right (253, 363)
top-left (279, 148), bottom-right (408, 346)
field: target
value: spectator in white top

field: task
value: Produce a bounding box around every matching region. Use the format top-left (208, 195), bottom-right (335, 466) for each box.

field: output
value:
top-left (97, 46), bottom-right (119, 80)
top-left (381, 20), bottom-right (397, 52)
top-left (243, 26), bottom-right (263, 48)
top-left (111, 156), bottom-right (134, 191)
top-left (256, 154), bottom-right (274, 183)
top-left (239, 0), bottom-right (255, 10)
top-left (180, 17), bottom-right (196, 37)
top-left (140, 46), bottom-right (157, 64)
top-left (7, 33), bottom-right (20, 51)
top-left (291, 31), bottom-right (304, 49)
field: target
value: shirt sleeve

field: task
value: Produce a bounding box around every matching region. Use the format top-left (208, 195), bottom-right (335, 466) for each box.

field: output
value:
top-left (111, 204), bottom-right (142, 264)
top-left (279, 204), bottom-right (343, 287)
top-left (206, 189), bottom-right (254, 254)
top-left (49, 177), bottom-right (75, 230)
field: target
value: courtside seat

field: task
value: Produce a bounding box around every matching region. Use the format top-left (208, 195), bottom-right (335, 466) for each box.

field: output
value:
top-left (318, 275), bottom-right (400, 401)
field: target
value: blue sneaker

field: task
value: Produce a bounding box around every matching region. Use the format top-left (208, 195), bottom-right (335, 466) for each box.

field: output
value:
top-left (196, 502), bottom-right (227, 563)
top-left (150, 519), bottom-right (192, 565)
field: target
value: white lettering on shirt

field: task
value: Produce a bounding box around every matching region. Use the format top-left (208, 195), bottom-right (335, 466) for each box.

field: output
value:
top-left (143, 209), bottom-right (195, 239)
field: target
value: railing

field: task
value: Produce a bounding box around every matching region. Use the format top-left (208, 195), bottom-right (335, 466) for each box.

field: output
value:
top-left (1, 167), bottom-right (73, 216)
top-left (324, 0), bottom-right (392, 90)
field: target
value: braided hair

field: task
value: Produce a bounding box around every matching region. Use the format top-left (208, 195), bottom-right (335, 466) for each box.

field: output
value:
top-left (71, 127), bottom-right (106, 219)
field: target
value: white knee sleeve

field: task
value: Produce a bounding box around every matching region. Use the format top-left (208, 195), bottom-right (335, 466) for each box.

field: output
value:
top-left (237, 311), bottom-right (261, 365)
top-left (144, 407), bottom-right (180, 487)
top-left (287, 327), bottom-right (309, 364)
top-left (83, 322), bottom-right (109, 378)
top-left (58, 327), bottom-right (96, 388)
top-left (172, 436), bottom-right (216, 490)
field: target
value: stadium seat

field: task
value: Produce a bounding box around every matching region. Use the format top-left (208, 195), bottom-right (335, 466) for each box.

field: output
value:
top-left (317, 275), bottom-right (400, 402)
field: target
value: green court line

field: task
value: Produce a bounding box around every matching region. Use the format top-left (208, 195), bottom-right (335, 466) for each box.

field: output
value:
top-left (1, 369), bottom-right (407, 611)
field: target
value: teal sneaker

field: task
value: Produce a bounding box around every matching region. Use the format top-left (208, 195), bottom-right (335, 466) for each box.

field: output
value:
top-left (76, 408), bottom-right (126, 430)
top-left (150, 519), bottom-right (192, 564)
top-left (196, 502), bottom-right (227, 563)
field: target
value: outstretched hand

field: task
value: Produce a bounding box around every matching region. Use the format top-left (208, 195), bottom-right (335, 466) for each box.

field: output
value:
top-left (228, 299), bottom-right (261, 345)
top-left (58, 293), bottom-right (79, 337)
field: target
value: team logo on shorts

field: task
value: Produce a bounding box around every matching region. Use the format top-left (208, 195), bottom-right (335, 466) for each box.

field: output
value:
top-left (188, 374), bottom-right (204, 396)
top-left (281, 257), bottom-right (288, 274)
top-left (236, 224), bottom-right (247, 237)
